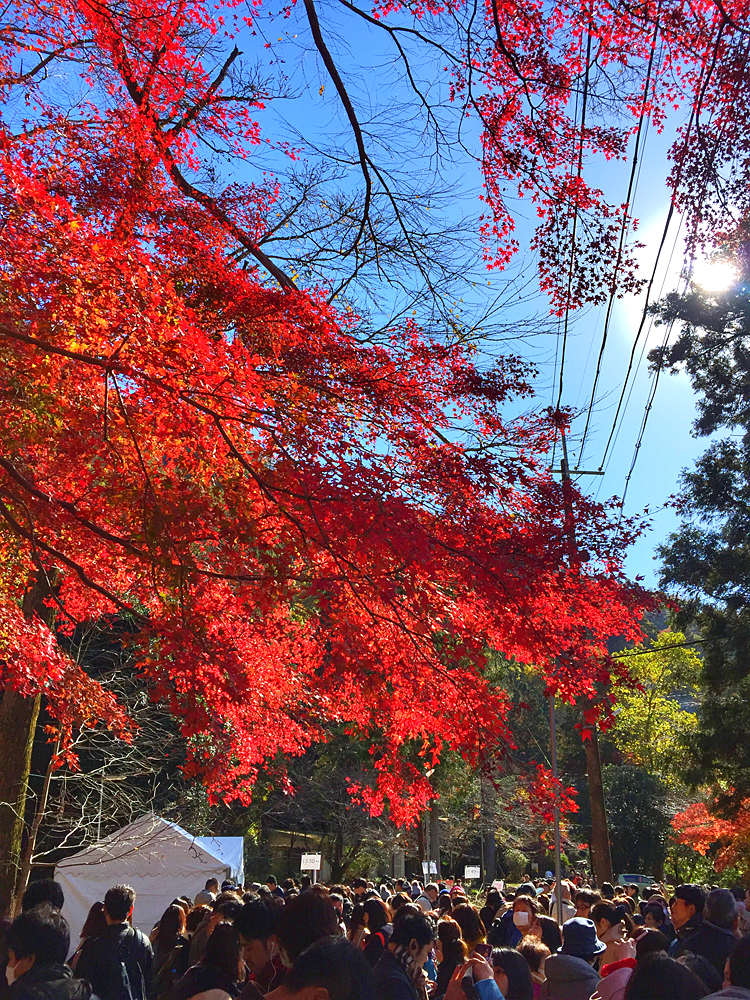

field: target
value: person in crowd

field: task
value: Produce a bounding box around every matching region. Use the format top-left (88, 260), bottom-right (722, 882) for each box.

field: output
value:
top-left (195, 883), bottom-right (219, 909)
top-left (622, 952), bottom-right (709, 999)
top-left (360, 901), bottom-right (392, 969)
top-left (265, 881), bottom-right (284, 902)
top-left (549, 885), bottom-right (575, 927)
top-left (679, 888), bottom-right (739, 978)
top-left (189, 895), bottom-right (243, 966)
top-left (669, 884), bottom-right (706, 956)
top-left (591, 902), bottom-right (634, 970)
top-left (573, 891), bottom-right (600, 921)
top-left (678, 953), bottom-right (724, 994)
top-left (351, 882), bottom-right (367, 903)
top-left (487, 885), bottom-right (538, 949)
top-left (372, 912), bottom-right (435, 1000)
top-left (508, 896), bottom-right (562, 955)
top-left (642, 904), bottom-right (667, 933)
top-left (265, 937), bottom-right (374, 1000)
top-left (517, 938), bottom-right (550, 1000)
top-left (479, 891), bottom-right (504, 935)
top-left (540, 917), bottom-right (603, 1000)
top-left (600, 885), bottom-right (616, 902)
top-left (5, 904), bottom-right (90, 1000)
top-left (274, 893), bottom-right (339, 970)
top-left (20, 883), bottom-right (65, 915)
top-left (702, 934), bottom-right (750, 999)
top-left (434, 919), bottom-right (467, 999)
top-left (590, 926), bottom-right (669, 1000)
top-left (68, 903), bottom-right (106, 973)
top-left (236, 897), bottom-right (284, 1000)
top-left (434, 893), bottom-right (453, 918)
top-left (153, 905), bottom-right (190, 1000)
top-left (173, 923), bottom-right (242, 1000)
top-left (186, 909), bottom-right (211, 941)
top-left (346, 906), bottom-right (367, 950)
top-left (414, 886), bottom-right (437, 914)
top-left (490, 948), bottom-right (534, 1000)
top-left (624, 887), bottom-right (639, 903)
top-left (76, 885), bottom-right (154, 1000)
top-left (451, 903), bottom-right (488, 957)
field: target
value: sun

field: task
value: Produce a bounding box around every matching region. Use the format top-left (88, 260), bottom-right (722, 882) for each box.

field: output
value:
top-left (691, 257), bottom-right (737, 292)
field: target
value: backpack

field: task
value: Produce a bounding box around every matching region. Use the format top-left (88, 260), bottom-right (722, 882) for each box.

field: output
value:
top-left (111, 927), bottom-right (147, 1000)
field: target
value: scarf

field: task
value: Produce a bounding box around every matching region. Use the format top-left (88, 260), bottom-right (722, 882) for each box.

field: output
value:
top-left (392, 945), bottom-right (429, 1000)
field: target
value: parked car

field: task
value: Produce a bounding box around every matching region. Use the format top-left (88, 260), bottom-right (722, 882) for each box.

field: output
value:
top-left (616, 873), bottom-right (656, 887)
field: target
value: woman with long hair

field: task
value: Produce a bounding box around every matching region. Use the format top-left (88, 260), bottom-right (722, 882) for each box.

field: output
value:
top-left (451, 903), bottom-right (487, 957)
top-left (491, 948), bottom-right (534, 1000)
top-left (69, 901), bottom-right (107, 972)
top-left (154, 904), bottom-right (190, 1000)
top-left (511, 895), bottom-right (562, 955)
top-left (173, 923), bottom-right (242, 1000)
top-left (434, 918), bottom-right (467, 998)
top-left (361, 897), bottom-right (393, 967)
top-left (591, 901), bottom-right (635, 970)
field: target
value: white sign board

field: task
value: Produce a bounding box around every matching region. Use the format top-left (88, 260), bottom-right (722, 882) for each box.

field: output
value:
top-left (421, 860), bottom-right (429, 875)
top-left (464, 865), bottom-right (481, 879)
top-left (492, 879), bottom-right (505, 891)
top-left (301, 853), bottom-right (322, 870)
top-left (429, 861), bottom-right (438, 874)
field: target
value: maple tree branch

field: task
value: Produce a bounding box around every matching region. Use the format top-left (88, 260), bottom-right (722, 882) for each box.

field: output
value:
top-left (167, 45), bottom-right (241, 137)
top-left (302, 0), bottom-right (372, 254)
top-left (0, 499), bottom-right (132, 612)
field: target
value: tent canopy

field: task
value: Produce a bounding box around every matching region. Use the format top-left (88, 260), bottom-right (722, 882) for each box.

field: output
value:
top-left (56, 813), bottom-right (244, 938)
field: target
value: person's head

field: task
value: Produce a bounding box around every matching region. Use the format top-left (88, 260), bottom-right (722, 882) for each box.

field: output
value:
top-left (202, 921), bottom-right (242, 981)
top-left (6, 905), bottom-right (70, 982)
top-left (511, 895), bottom-right (541, 934)
top-left (591, 900), bottom-right (633, 938)
top-left (677, 952), bottom-right (723, 994)
top-left (281, 937), bottom-right (374, 1000)
top-left (633, 926), bottom-right (670, 962)
top-left (573, 889), bottom-right (600, 919)
top-left (435, 918), bottom-right (466, 966)
top-left (187, 905), bottom-right (210, 935)
top-left (362, 897), bottom-right (390, 932)
top-left (484, 889), bottom-right (503, 914)
top-left (451, 903), bottom-right (485, 951)
top-left (389, 912), bottom-right (435, 968)
top-left (157, 904), bottom-right (187, 952)
top-left (623, 953), bottom-right (710, 999)
top-left (601, 882), bottom-right (615, 900)
top-left (491, 948), bottom-right (534, 1000)
top-left (515, 883), bottom-right (536, 899)
top-left (424, 883), bottom-right (439, 903)
top-left (352, 879), bottom-right (367, 898)
top-left (276, 891), bottom-right (340, 967)
top-left (670, 884), bottom-right (706, 931)
top-left (559, 917), bottom-right (607, 963)
top-left (104, 884), bottom-right (136, 924)
top-left (643, 903), bottom-right (667, 930)
top-left (388, 893), bottom-right (411, 916)
top-left (20, 879), bottom-right (65, 914)
top-left (206, 878), bottom-right (220, 893)
top-left (516, 938), bottom-right (550, 976)
top-left (627, 884), bottom-right (640, 899)
top-left (726, 934), bottom-right (750, 989)
top-left (235, 896), bottom-right (279, 973)
top-left (329, 894), bottom-right (344, 917)
top-left (704, 887), bottom-right (738, 930)
top-left (80, 901), bottom-right (107, 940)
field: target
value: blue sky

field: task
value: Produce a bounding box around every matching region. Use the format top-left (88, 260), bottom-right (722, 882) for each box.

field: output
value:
top-left (235, 5), bottom-right (711, 587)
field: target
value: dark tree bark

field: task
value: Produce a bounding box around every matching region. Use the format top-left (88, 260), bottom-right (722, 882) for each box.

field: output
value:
top-left (584, 726), bottom-right (613, 886)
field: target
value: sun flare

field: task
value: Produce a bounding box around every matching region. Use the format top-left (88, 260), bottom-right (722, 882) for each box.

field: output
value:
top-left (692, 258), bottom-right (737, 292)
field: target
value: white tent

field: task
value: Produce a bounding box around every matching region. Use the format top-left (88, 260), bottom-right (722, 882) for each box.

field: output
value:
top-left (56, 813), bottom-right (244, 938)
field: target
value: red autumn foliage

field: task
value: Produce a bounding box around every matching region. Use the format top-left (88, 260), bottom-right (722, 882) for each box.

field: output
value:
top-left (672, 800), bottom-right (750, 873)
top-left (6, 0), bottom-right (734, 820)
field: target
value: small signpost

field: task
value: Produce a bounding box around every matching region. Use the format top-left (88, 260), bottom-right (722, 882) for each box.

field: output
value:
top-left (464, 865), bottom-right (481, 880)
top-left (301, 853), bottom-right (322, 885)
top-left (429, 861), bottom-right (438, 875)
top-left (421, 860), bottom-right (429, 877)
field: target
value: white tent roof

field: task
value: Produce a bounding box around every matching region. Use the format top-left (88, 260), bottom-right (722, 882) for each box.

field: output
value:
top-left (56, 813), bottom-right (244, 939)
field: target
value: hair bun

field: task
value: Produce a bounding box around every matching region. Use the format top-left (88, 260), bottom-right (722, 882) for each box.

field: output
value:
top-left (614, 904), bottom-right (627, 922)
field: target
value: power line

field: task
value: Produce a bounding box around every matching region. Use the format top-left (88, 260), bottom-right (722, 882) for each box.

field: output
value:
top-left (576, 20), bottom-right (661, 467)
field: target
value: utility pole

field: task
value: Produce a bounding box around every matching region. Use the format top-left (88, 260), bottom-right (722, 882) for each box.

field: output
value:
top-left (557, 431), bottom-right (613, 888)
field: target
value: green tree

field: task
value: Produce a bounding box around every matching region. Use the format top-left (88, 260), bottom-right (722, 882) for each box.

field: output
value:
top-left (603, 764), bottom-right (672, 877)
top-left (651, 256), bottom-right (750, 806)
top-left (609, 631), bottom-right (701, 782)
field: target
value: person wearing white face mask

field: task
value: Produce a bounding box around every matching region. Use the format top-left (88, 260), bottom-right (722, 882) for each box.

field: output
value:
top-left (511, 897), bottom-right (562, 956)
top-left (4, 904), bottom-right (90, 1000)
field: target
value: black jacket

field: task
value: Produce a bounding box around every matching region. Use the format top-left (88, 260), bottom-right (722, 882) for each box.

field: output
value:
top-left (8, 964), bottom-right (90, 1000)
top-left (171, 966), bottom-right (238, 1000)
top-left (679, 921), bottom-right (737, 977)
top-left (75, 924), bottom-right (154, 1000)
top-left (372, 951), bottom-right (419, 1000)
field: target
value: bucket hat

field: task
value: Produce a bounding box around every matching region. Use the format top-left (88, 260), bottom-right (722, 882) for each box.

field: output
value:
top-left (559, 917), bottom-right (607, 958)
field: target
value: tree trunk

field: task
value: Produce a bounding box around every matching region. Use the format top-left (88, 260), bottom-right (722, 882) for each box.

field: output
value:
top-left (429, 798), bottom-right (441, 878)
top-left (0, 570), bottom-right (60, 916)
top-left (0, 690), bottom-right (41, 916)
top-left (15, 736), bottom-right (61, 915)
top-left (584, 726), bottom-right (613, 886)
top-left (417, 815), bottom-right (427, 877)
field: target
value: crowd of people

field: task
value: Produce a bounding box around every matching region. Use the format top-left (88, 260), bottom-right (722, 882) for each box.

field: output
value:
top-left (3, 873), bottom-right (750, 1000)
